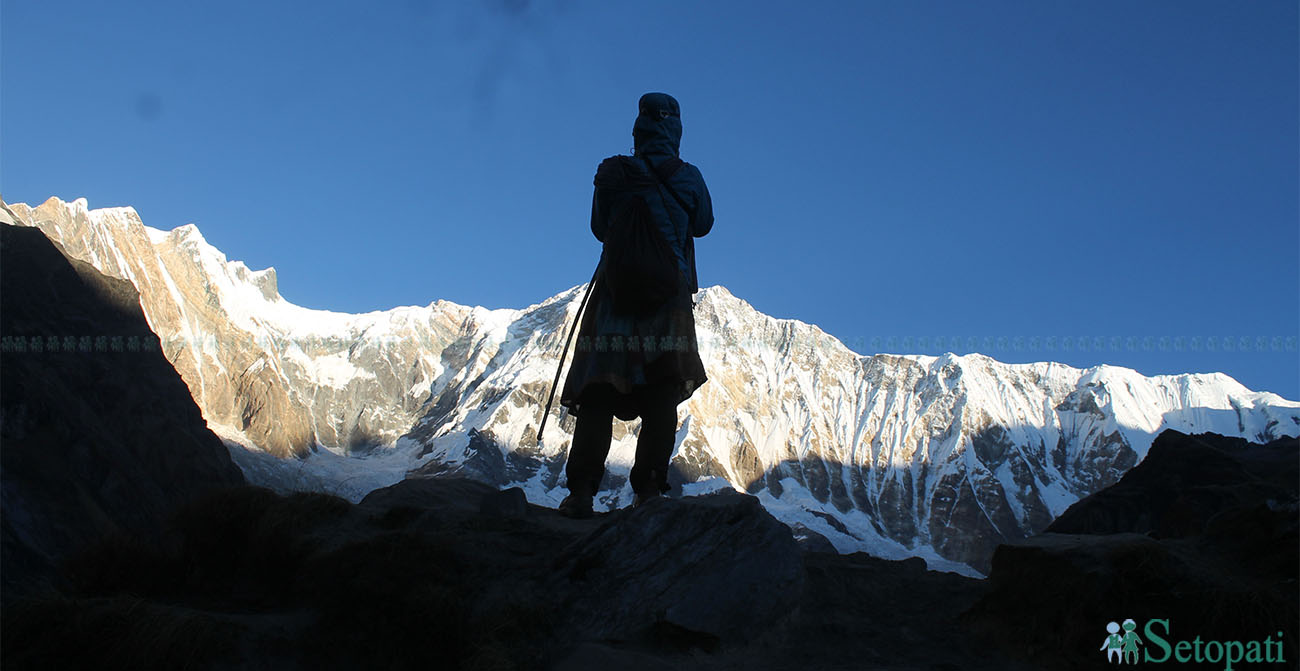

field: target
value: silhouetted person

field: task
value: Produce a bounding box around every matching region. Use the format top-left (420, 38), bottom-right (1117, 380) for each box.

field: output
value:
top-left (557, 92), bottom-right (713, 518)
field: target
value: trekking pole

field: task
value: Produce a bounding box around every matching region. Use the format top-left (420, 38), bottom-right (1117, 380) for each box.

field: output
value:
top-left (537, 264), bottom-right (600, 444)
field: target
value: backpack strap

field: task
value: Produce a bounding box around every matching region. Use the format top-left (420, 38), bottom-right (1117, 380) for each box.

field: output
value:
top-left (640, 156), bottom-right (691, 214)
top-left (640, 155), bottom-right (699, 295)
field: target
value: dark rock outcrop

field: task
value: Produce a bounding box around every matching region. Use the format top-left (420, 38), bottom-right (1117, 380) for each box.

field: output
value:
top-left (357, 472), bottom-right (498, 514)
top-left (480, 486), bottom-right (529, 518)
top-left (0, 223), bottom-right (245, 602)
top-left (550, 490), bottom-right (804, 649)
top-left (965, 430), bottom-right (1299, 670)
top-left (789, 522), bottom-right (837, 553)
top-left (3, 468), bottom-right (1033, 670)
top-left (1047, 429), bottom-right (1299, 538)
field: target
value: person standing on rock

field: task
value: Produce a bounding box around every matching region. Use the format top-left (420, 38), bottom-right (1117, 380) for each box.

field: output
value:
top-left (556, 92), bottom-right (713, 519)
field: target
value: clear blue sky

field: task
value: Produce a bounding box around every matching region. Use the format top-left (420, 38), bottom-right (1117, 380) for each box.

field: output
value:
top-left (4, 1), bottom-right (1297, 400)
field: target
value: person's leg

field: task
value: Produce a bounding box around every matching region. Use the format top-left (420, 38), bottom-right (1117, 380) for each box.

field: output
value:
top-left (629, 381), bottom-right (679, 499)
top-left (564, 385), bottom-right (616, 498)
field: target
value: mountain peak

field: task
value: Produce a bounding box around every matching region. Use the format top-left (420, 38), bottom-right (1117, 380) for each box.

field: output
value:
top-left (169, 222), bottom-right (205, 242)
top-left (42, 195), bottom-right (88, 213)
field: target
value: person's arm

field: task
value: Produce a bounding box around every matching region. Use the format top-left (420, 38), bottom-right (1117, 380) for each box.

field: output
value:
top-left (691, 176), bottom-right (713, 238)
top-left (676, 164), bottom-right (713, 238)
top-left (590, 188), bottom-right (610, 242)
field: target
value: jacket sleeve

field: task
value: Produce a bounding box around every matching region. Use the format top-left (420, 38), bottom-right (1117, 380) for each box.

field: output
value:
top-left (684, 164), bottom-right (713, 238)
top-left (590, 188), bottom-right (610, 242)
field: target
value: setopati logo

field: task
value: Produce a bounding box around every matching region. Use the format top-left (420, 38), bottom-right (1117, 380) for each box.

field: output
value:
top-left (1100, 619), bottom-right (1144, 663)
top-left (1100, 618), bottom-right (1287, 669)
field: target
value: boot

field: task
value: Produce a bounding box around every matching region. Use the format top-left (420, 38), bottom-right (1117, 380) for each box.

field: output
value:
top-left (558, 491), bottom-right (594, 519)
top-left (632, 489), bottom-right (662, 508)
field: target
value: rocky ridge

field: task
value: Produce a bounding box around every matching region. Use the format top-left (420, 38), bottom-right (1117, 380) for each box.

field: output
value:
top-left (6, 196), bottom-right (1298, 573)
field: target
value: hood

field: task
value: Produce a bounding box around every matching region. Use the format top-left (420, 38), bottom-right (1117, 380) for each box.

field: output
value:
top-left (632, 92), bottom-right (682, 158)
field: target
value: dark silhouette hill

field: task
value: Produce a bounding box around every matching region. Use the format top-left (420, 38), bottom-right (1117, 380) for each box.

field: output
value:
top-left (1, 222), bottom-right (245, 603)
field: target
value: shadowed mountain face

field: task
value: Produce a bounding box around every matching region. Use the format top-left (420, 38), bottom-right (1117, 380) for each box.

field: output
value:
top-left (0, 223), bottom-right (245, 602)
top-left (7, 196), bottom-right (1300, 574)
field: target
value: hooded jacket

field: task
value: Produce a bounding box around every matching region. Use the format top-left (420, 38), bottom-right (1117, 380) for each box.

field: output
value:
top-left (593, 92), bottom-right (713, 293)
top-left (559, 92), bottom-right (713, 417)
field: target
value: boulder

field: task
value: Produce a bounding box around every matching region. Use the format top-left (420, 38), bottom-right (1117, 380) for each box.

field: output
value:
top-left (479, 486), bottom-right (529, 518)
top-left (550, 490), bottom-right (804, 650)
top-left (788, 522), bottom-right (837, 553)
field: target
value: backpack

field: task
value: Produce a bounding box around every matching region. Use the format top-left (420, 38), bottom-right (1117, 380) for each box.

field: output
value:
top-left (602, 156), bottom-right (686, 314)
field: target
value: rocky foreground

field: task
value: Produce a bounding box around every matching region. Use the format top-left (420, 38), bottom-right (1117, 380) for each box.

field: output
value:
top-left (1, 478), bottom-right (1024, 670)
top-left (4, 429), bottom-right (1296, 671)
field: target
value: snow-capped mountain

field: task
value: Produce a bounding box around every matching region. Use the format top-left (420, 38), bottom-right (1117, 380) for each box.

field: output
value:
top-left (7, 196), bottom-right (1298, 574)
